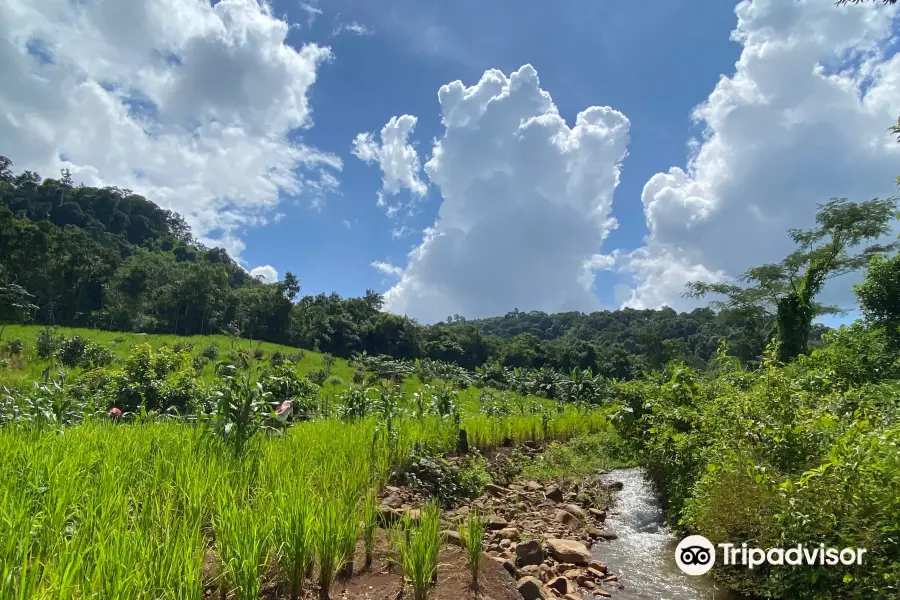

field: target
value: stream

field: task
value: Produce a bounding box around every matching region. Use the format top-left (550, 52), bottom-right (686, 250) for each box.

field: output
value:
top-left (596, 468), bottom-right (736, 600)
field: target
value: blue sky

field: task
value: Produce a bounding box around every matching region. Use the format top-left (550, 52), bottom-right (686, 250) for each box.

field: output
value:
top-left (241, 0), bottom-right (745, 305)
top-left (4, 0), bottom-right (899, 324)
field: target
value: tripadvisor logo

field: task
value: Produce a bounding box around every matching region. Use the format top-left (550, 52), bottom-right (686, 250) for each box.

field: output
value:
top-left (675, 535), bottom-right (868, 576)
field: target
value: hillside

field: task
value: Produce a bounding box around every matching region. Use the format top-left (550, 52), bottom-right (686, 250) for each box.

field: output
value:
top-left (0, 158), bottom-right (778, 377)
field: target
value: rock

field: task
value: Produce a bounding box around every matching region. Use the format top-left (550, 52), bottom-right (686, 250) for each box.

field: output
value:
top-left (515, 540), bottom-right (545, 567)
top-left (555, 510), bottom-right (576, 525)
top-left (582, 580), bottom-right (596, 589)
top-left (377, 506), bottom-right (399, 525)
top-left (605, 481), bottom-right (624, 492)
top-left (545, 485), bottom-right (564, 503)
top-left (500, 539), bottom-right (512, 548)
top-left (563, 569), bottom-right (583, 580)
top-left (525, 481), bottom-right (542, 492)
top-left (591, 530), bottom-right (617, 540)
top-left (491, 556), bottom-right (517, 578)
top-left (520, 565), bottom-right (541, 577)
top-left (442, 530), bottom-right (463, 547)
top-left (595, 589), bottom-right (612, 597)
top-left (604, 575), bottom-right (618, 582)
top-left (382, 494), bottom-right (403, 509)
top-left (588, 508), bottom-right (606, 521)
top-left (564, 595), bottom-right (582, 600)
top-left (546, 576), bottom-right (572, 595)
top-left (485, 483), bottom-right (508, 496)
top-left (498, 527), bottom-right (520, 540)
top-left (587, 566), bottom-right (608, 579)
top-left (517, 576), bottom-right (550, 600)
top-left (564, 504), bottom-right (585, 519)
top-left (486, 515), bottom-right (509, 530)
top-left (545, 539), bottom-right (592, 565)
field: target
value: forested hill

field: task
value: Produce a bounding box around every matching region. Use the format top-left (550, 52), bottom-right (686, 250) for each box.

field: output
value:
top-left (0, 157), bottom-right (802, 377)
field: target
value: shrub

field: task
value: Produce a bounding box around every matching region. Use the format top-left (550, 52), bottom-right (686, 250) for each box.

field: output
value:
top-left (172, 341), bottom-right (194, 354)
top-left (308, 369), bottom-right (328, 386)
top-left (104, 344), bottom-right (198, 413)
top-left (200, 343), bottom-right (219, 360)
top-left (58, 335), bottom-right (88, 367)
top-left (35, 328), bottom-right (64, 359)
top-left (2, 338), bottom-right (23, 355)
top-left (270, 350), bottom-right (285, 368)
top-left (252, 347), bottom-right (265, 361)
top-left (260, 365), bottom-right (319, 419)
top-left (81, 342), bottom-right (115, 369)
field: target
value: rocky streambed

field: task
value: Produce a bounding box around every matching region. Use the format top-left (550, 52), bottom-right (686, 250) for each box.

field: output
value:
top-left (373, 449), bottom-right (732, 600)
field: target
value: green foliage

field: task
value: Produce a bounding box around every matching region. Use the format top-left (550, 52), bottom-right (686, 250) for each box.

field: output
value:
top-left (523, 431), bottom-right (631, 482)
top-left (458, 510), bottom-right (485, 590)
top-left (58, 334), bottom-right (88, 367)
top-left (275, 478), bottom-right (315, 600)
top-left (396, 501), bottom-right (443, 600)
top-left (404, 455), bottom-right (493, 508)
top-left (102, 343), bottom-right (199, 412)
top-left (855, 252), bottom-right (900, 345)
top-left (259, 364), bottom-right (318, 418)
top-left (1, 337), bottom-right (23, 355)
top-left (35, 328), bottom-right (64, 359)
top-left (202, 365), bottom-right (272, 456)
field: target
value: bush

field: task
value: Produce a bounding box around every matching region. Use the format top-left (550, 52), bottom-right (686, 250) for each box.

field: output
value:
top-left (103, 344), bottom-right (199, 412)
top-left (58, 335), bottom-right (89, 367)
top-left (81, 342), bottom-right (115, 369)
top-left (2, 338), bottom-right (23, 355)
top-left (307, 369), bottom-right (328, 386)
top-left (259, 365), bottom-right (319, 420)
top-left (172, 341), bottom-right (194, 354)
top-left (200, 343), bottom-right (219, 360)
top-left (35, 328), bottom-right (65, 359)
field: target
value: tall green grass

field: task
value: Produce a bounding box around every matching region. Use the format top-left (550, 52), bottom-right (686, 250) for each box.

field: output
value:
top-left (396, 502), bottom-right (443, 600)
top-left (459, 510), bottom-right (485, 591)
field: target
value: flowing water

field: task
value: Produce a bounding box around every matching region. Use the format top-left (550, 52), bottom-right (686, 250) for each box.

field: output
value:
top-left (594, 468), bottom-right (736, 600)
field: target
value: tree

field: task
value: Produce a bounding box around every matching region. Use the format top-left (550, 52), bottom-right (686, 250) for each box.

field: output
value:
top-left (687, 197), bottom-right (899, 363)
top-left (855, 253), bottom-right (900, 344)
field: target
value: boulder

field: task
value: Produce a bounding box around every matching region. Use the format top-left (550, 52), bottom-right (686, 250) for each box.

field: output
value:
top-left (498, 527), bottom-right (519, 540)
top-left (605, 481), bottom-right (624, 492)
top-left (486, 515), bottom-right (509, 530)
top-left (545, 539), bottom-right (592, 565)
top-left (525, 481), bottom-right (543, 492)
top-left (594, 530), bottom-right (618, 540)
top-left (564, 504), bottom-right (586, 519)
top-left (515, 539), bottom-right (545, 567)
top-left (517, 576), bottom-right (550, 600)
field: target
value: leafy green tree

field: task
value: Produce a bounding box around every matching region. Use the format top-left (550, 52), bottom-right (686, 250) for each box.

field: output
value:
top-left (855, 253), bottom-right (900, 343)
top-left (687, 197), bottom-right (899, 362)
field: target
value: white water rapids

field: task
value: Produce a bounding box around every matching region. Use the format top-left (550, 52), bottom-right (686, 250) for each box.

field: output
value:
top-left (594, 468), bottom-right (737, 600)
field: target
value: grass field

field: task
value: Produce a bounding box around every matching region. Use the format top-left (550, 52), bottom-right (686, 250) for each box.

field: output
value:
top-left (0, 324), bottom-right (616, 599)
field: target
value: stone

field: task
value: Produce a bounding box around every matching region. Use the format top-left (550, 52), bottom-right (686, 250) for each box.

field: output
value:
top-left (545, 485), bottom-right (564, 503)
top-left (442, 530), bottom-right (463, 547)
top-left (563, 569), bottom-right (583, 580)
top-left (515, 539), bottom-right (545, 567)
top-left (491, 556), bottom-right (517, 578)
top-left (595, 589), bottom-right (612, 598)
top-left (498, 527), bottom-right (520, 540)
top-left (382, 494), bottom-right (403, 509)
top-left (500, 539), bottom-right (512, 548)
top-left (564, 595), bottom-right (582, 600)
top-left (564, 504), bottom-right (585, 519)
top-left (593, 530), bottom-right (617, 540)
top-left (605, 481), bottom-right (624, 492)
top-left (588, 508), bottom-right (606, 521)
top-left (545, 539), bottom-right (592, 566)
top-left (582, 580), bottom-right (596, 589)
top-left (486, 515), bottom-right (509, 530)
top-left (517, 576), bottom-right (549, 600)
top-left (555, 510), bottom-right (576, 525)
top-left (604, 575), bottom-right (618, 582)
top-left (546, 576), bottom-right (572, 595)
top-left (525, 481), bottom-right (542, 492)
top-left (587, 567), bottom-right (608, 579)
top-left (520, 565), bottom-right (541, 577)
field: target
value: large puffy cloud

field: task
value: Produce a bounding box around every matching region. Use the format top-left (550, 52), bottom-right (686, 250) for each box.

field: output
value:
top-left (0, 0), bottom-right (341, 259)
top-left (618, 0), bottom-right (900, 311)
top-left (380, 65), bottom-right (630, 323)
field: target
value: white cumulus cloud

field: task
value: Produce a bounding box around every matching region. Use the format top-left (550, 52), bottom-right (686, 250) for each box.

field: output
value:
top-left (617, 0), bottom-right (900, 311)
top-left (381, 64), bottom-right (630, 323)
top-left (0, 0), bottom-right (341, 261)
top-left (372, 260), bottom-right (404, 279)
top-left (352, 114), bottom-right (428, 218)
top-left (250, 265), bottom-right (279, 283)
